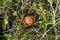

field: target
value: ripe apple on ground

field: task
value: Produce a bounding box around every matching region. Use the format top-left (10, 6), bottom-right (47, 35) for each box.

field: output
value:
top-left (23, 16), bottom-right (34, 26)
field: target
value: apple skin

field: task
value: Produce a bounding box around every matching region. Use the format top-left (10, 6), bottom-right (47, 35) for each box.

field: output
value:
top-left (23, 16), bottom-right (34, 26)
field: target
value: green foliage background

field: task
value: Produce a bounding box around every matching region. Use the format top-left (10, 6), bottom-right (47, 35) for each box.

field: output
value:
top-left (0, 0), bottom-right (60, 40)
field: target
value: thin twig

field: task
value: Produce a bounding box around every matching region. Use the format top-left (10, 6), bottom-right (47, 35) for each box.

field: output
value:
top-left (40, 21), bottom-right (60, 40)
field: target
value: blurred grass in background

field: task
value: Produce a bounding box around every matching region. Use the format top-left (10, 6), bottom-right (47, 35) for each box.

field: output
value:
top-left (0, 0), bottom-right (60, 40)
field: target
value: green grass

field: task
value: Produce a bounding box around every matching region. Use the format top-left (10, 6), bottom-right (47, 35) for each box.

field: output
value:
top-left (0, 0), bottom-right (60, 40)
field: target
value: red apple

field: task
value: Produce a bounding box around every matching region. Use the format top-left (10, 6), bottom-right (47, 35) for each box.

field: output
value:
top-left (23, 16), bottom-right (34, 26)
